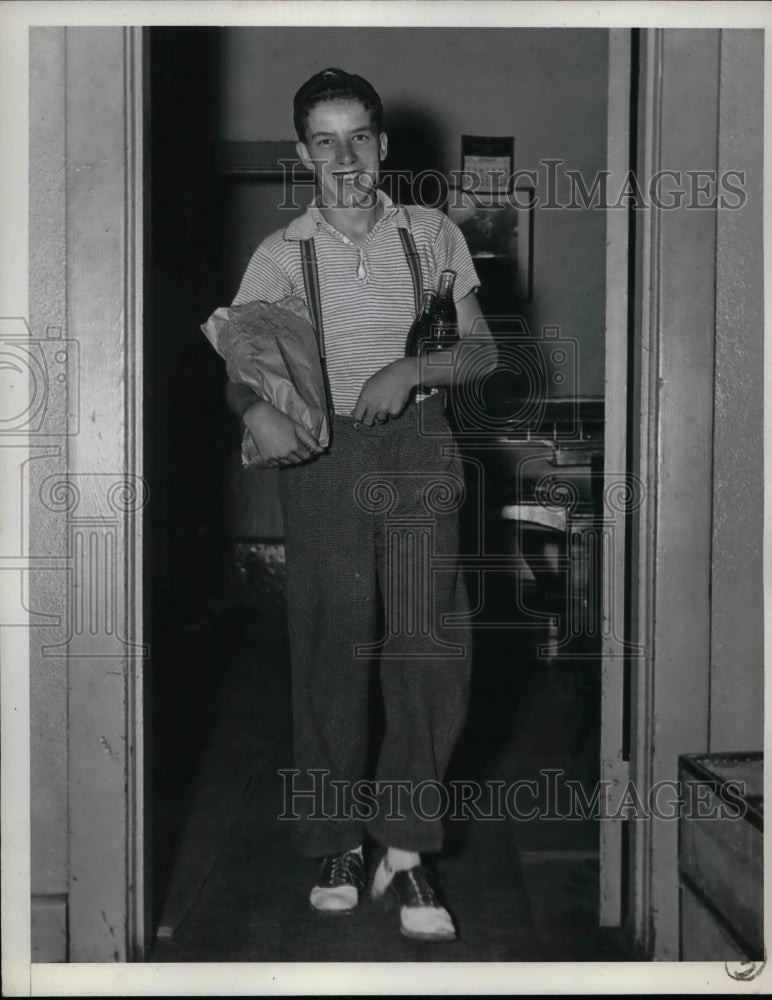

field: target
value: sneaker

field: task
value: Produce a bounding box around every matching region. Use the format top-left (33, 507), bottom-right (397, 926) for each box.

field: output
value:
top-left (370, 855), bottom-right (457, 941)
top-left (309, 846), bottom-right (365, 915)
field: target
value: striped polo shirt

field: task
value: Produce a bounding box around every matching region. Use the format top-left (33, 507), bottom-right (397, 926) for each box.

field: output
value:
top-left (232, 190), bottom-right (480, 415)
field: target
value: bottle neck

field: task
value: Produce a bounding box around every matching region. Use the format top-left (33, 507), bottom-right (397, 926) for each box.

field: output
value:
top-left (420, 292), bottom-right (437, 317)
top-left (437, 270), bottom-right (456, 300)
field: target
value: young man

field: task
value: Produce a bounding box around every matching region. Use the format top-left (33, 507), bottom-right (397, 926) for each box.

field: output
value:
top-left (225, 68), bottom-right (496, 942)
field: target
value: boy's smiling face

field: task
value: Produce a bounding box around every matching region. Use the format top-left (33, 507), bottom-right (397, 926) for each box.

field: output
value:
top-left (296, 98), bottom-right (387, 209)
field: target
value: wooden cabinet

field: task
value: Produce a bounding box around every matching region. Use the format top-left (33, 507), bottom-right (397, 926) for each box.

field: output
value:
top-left (679, 752), bottom-right (763, 960)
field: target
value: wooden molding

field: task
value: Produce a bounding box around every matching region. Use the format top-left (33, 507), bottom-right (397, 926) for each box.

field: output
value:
top-left (31, 895), bottom-right (67, 963)
top-left (217, 139), bottom-right (312, 180)
top-left (59, 25), bottom-right (148, 961)
top-left (629, 27), bottom-right (721, 961)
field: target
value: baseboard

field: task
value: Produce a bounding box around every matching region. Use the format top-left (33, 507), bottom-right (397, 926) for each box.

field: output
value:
top-left (31, 893), bottom-right (68, 962)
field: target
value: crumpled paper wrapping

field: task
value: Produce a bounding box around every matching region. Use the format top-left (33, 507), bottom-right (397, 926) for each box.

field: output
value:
top-left (201, 296), bottom-right (330, 468)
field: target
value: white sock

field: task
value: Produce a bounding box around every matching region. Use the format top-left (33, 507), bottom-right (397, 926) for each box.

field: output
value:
top-left (386, 847), bottom-right (420, 873)
top-left (378, 848), bottom-right (456, 940)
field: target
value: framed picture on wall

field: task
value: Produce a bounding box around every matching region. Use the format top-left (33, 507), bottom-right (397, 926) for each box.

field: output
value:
top-left (461, 135), bottom-right (514, 192)
top-left (447, 187), bottom-right (534, 300)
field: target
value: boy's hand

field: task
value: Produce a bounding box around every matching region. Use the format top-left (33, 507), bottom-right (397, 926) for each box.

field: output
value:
top-left (352, 358), bottom-right (418, 426)
top-left (243, 400), bottom-right (324, 466)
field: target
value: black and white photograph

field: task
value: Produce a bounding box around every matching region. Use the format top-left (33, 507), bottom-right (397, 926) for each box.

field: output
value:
top-left (0, 1), bottom-right (768, 996)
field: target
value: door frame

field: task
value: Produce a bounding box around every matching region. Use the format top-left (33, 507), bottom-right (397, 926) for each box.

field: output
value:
top-left (603, 27), bottom-right (727, 959)
top-left (26, 25), bottom-right (150, 962)
top-left (599, 25), bottom-right (633, 930)
top-left (618, 27), bottom-right (726, 960)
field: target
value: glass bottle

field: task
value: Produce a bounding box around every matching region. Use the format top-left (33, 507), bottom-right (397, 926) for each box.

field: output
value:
top-left (426, 270), bottom-right (458, 352)
top-left (404, 290), bottom-right (437, 357)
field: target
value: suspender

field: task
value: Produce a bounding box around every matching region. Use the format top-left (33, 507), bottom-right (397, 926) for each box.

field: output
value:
top-left (299, 221), bottom-right (424, 344)
top-left (299, 238), bottom-right (326, 359)
top-left (299, 219), bottom-right (424, 412)
top-left (397, 227), bottom-right (423, 317)
top-left (299, 237), bottom-right (333, 410)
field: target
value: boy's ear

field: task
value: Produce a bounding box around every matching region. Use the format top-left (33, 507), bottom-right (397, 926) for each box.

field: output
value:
top-left (296, 140), bottom-right (314, 171)
top-left (378, 132), bottom-right (388, 162)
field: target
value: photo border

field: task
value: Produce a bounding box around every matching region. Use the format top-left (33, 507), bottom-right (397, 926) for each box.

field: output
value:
top-left (1, 1), bottom-right (771, 997)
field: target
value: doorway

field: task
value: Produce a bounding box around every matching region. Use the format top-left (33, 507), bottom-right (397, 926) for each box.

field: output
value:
top-left (147, 27), bottom-right (239, 933)
top-left (146, 25), bottom-right (619, 961)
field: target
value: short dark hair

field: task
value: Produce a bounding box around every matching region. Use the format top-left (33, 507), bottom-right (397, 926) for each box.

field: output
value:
top-left (293, 67), bottom-right (383, 143)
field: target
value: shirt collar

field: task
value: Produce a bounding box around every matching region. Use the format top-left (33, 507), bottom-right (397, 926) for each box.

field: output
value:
top-left (283, 189), bottom-right (410, 241)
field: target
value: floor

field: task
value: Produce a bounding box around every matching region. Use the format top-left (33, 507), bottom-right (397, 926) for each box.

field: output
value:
top-left (150, 555), bottom-right (627, 963)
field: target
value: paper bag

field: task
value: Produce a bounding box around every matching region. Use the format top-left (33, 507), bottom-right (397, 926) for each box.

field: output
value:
top-left (202, 296), bottom-right (330, 468)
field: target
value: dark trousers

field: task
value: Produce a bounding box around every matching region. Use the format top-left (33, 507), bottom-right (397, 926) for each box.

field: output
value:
top-left (278, 394), bottom-right (472, 857)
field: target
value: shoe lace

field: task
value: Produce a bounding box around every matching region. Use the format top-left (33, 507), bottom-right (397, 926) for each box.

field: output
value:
top-left (324, 850), bottom-right (360, 886)
top-left (405, 866), bottom-right (440, 908)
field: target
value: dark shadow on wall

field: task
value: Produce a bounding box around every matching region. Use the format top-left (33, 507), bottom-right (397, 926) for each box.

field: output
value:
top-left (148, 26), bottom-right (244, 930)
top-left (381, 104), bottom-right (445, 207)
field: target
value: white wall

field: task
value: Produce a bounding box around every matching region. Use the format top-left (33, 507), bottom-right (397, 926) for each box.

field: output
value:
top-left (218, 27), bottom-right (609, 397)
top-left (710, 29), bottom-right (764, 749)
